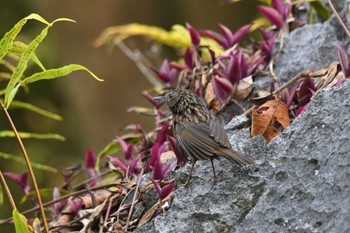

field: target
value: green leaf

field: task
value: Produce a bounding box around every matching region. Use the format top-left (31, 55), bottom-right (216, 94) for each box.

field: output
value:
top-left (0, 183), bottom-right (3, 206)
top-left (12, 209), bottom-right (30, 233)
top-left (0, 130), bottom-right (65, 141)
top-left (4, 17), bottom-right (75, 108)
top-left (310, 0), bottom-right (331, 20)
top-left (22, 64), bottom-right (104, 84)
top-left (0, 152), bottom-right (58, 173)
top-left (4, 25), bottom-right (50, 108)
top-left (8, 100), bottom-right (63, 121)
top-left (96, 141), bottom-right (121, 170)
top-left (0, 13), bottom-right (50, 61)
top-left (21, 188), bottom-right (70, 204)
top-left (10, 41), bottom-right (46, 71)
top-left (95, 23), bottom-right (223, 55)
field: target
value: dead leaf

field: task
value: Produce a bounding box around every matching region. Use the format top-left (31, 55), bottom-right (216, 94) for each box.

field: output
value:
top-left (137, 194), bottom-right (171, 227)
top-left (232, 76), bottom-right (254, 100)
top-left (205, 82), bottom-right (221, 112)
top-left (249, 89), bottom-right (273, 105)
top-left (251, 99), bottom-right (290, 142)
top-left (314, 62), bottom-right (342, 89)
top-left (160, 151), bottom-right (176, 163)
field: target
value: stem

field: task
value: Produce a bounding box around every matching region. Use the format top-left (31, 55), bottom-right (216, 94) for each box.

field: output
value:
top-left (328, 0), bottom-right (350, 39)
top-left (113, 38), bottom-right (164, 88)
top-left (0, 101), bottom-right (49, 233)
top-left (0, 170), bottom-right (17, 210)
top-left (0, 182), bottom-right (122, 225)
top-left (125, 167), bottom-right (144, 230)
top-left (272, 71), bottom-right (310, 95)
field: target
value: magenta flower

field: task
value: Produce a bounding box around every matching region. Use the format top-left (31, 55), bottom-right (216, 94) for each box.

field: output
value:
top-left (186, 23), bottom-right (201, 47)
top-left (115, 136), bottom-right (134, 160)
top-left (258, 5), bottom-right (284, 29)
top-left (153, 160), bottom-right (173, 180)
top-left (155, 122), bottom-right (169, 145)
top-left (4, 172), bottom-right (30, 194)
top-left (337, 44), bottom-right (350, 78)
top-left (202, 24), bottom-right (252, 49)
top-left (107, 153), bottom-right (141, 177)
top-left (257, 0), bottom-right (291, 29)
top-left (152, 59), bottom-right (177, 84)
top-left (212, 75), bottom-right (234, 104)
top-left (84, 149), bottom-right (96, 169)
top-left (150, 178), bottom-right (176, 200)
top-left (166, 135), bottom-right (187, 167)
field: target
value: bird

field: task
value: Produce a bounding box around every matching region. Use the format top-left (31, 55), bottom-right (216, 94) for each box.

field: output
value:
top-left (154, 88), bottom-right (253, 186)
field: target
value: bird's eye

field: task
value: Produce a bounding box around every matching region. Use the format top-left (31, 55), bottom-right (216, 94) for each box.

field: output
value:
top-left (168, 93), bottom-right (173, 98)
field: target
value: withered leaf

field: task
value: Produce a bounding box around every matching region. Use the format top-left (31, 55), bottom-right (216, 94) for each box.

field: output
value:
top-left (137, 195), bottom-right (171, 227)
top-left (232, 75), bottom-right (253, 100)
top-left (205, 82), bottom-right (221, 112)
top-left (251, 99), bottom-right (290, 142)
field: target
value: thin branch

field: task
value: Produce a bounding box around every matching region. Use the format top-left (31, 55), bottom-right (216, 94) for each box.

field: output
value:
top-left (0, 101), bottom-right (49, 233)
top-left (114, 38), bottom-right (164, 88)
top-left (0, 182), bottom-right (122, 225)
top-left (125, 167), bottom-right (144, 230)
top-left (328, 0), bottom-right (350, 39)
top-left (272, 71), bottom-right (310, 95)
top-left (0, 170), bottom-right (17, 210)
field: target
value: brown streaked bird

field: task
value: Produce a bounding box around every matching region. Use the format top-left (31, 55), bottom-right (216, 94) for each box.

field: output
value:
top-left (155, 88), bottom-right (253, 185)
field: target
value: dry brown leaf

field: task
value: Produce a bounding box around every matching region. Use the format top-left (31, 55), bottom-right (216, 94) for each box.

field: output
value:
top-left (205, 82), bottom-right (221, 112)
top-left (137, 194), bottom-right (171, 227)
top-left (249, 89), bottom-right (273, 105)
top-left (314, 62), bottom-right (342, 89)
top-left (232, 76), bottom-right (254, 100)
top-left (160, 151), bottom-right (176, 163)
top-left (251, 99), bottom-right (290, 142)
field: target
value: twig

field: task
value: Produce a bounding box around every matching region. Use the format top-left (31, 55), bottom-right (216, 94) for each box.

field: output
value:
top-left (328, 0), bottom-right (350, 39)
top-left (244, 71), bottom-right (310, 116)
top-left (0, 182), bottom-right (122, 225)
top-left (0, 101), bottom-right (49, 233)
top-left (243, 105), bottom-right (256, 116)
top-left (114, 38), bottom-right (164, 88)
top-left (272, 71), bottom-right (310, 95)
top-left (0, 170), bottom-right (17, 210)
top-left (124, 167), bottom-right (144, 230)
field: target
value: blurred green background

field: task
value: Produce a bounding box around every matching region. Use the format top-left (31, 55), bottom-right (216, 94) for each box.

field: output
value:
top-left (0, 0), bottom-right (257, 228)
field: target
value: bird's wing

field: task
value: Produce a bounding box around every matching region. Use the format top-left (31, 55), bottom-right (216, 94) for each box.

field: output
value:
top-left (174, 121), bottom-right (223, 160)
top-left (208, 118), bottom-right (231, 148)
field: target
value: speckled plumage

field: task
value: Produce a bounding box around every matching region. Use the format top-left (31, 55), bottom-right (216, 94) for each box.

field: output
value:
top-left (161, 88), bottom-right (253, 184)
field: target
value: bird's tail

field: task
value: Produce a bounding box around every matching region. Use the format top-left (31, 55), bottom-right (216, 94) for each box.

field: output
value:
top-left (219, 148), bottom-right (253, 166)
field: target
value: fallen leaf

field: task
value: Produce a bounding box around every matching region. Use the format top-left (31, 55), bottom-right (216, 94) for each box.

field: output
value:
top-left (232, 75), bottom-right (253, 100)
top-left (251, 99), bottom-right (290, 142)
top-left (137, 194), bottom-right (171, 227)
top-left (205, 82), bottom-right (221, 112)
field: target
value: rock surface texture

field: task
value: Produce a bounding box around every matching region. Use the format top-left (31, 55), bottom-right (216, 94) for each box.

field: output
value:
top-left (136, 3), bottom-right (350, 233)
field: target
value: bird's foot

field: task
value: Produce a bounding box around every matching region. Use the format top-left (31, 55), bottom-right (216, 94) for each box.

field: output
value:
top-left (210, 175), bottom-right (218, 190)
top-left (184, 175), bottom-right (192, 189)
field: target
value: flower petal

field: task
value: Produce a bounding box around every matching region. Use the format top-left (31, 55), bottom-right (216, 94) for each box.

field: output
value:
top-left (159, 183), bottom-right (176, 200)
top-left (84, 149), bottom-right (96, 169)
top-left (337, 44), bottom-right (350, 77)
top-left (230, 24), bottom-right (252, 46)
top-left (186, 23), bottom-right (201, 47)
top-left (257, 5), bottom-right (284, 29)
top-left (166, 135), bottom-right (187, 167)
top-left (212, 76), bottom-right (234, 104)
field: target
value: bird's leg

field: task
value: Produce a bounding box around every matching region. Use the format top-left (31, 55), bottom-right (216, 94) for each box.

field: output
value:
top-left (210, 158), bottom-right (218, 186)
top-left (185, 159), bottom-right (196, 187)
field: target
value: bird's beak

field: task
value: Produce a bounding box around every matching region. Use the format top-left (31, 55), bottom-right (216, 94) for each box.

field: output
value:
top-left (153, 95), bottom-right (165, 101)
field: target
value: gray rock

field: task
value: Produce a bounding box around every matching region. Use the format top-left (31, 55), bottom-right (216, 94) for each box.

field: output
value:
top-left (255, 0), bottom-right (350, 91)
top-left (235, 80), bottom-right (350, 233)
top-left (135, 4), bottom-right (350, 233)
top-left (136, 80), bottom-right (350, 233)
